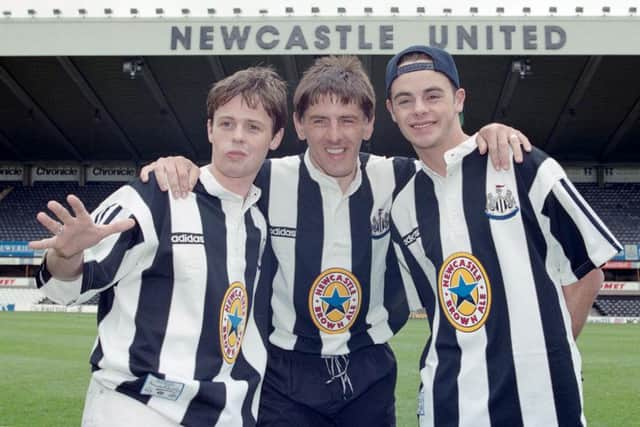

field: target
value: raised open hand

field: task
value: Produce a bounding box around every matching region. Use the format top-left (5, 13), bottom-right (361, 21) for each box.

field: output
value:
top-left (28, 194), bottom-right (136, 259)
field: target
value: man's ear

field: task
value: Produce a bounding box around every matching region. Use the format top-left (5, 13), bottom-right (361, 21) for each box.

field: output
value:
top-left (363, 115), bottom-right (375, 141)
top-left (454, 88), bottom-right (466, 114)
top-left (293, 112), bottom-right (306, 141)
top-left (270, 128), bottom-right (284, 151)
top-left (207, 118), bottom-right (214, 144)
top-left (385, 99), bottom-right (397, 123)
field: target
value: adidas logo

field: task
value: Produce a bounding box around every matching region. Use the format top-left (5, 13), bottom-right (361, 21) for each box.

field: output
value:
top-left (171, 233), bottom-right (205, 244)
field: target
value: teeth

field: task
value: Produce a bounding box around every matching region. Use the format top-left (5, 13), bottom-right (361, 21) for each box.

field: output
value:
top-left (327, 148), bottom-right (345, 154)
top-left (412, 123), bottom-right (433, 129)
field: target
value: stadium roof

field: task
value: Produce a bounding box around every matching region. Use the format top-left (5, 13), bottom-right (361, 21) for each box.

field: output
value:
top-left (0, 5), bottom-right (639, 164)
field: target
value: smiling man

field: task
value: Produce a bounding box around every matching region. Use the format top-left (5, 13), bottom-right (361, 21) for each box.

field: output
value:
top-left (386, 45), bottom-right (622, 427)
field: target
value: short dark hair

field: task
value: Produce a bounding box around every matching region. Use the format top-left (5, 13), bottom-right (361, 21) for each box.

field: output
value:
top-left (294, 56), bottom-right (375, 121)
top-left (206, 66), bottom-right (288, 136)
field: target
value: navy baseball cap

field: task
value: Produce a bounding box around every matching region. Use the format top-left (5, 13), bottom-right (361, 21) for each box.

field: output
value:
top-left (385, 45), bottom-right (460, 99)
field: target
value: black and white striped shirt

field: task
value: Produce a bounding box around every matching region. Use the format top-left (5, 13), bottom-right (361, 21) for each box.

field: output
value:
top-left (37, 167), bottom-right (269, 427)
top-left (255, 151), bottom-right (418, 355)
top-left (391, 137), bottom-right (622, 427)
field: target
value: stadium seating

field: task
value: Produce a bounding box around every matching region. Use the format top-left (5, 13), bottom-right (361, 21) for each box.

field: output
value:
top-left (574, 183), bottom-right (640, 245)
top-left (0, 182), bottom-right (123, 241)
top-left (0, 287), bottom-right (45, 306)
top-left (39, 294), bottom-right (99, 305)
top-left (594, 295), bottom-right (640, 317)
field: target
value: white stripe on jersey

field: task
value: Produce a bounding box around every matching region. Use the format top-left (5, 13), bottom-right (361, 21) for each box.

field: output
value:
top-left (486, 161), bottom-right (557, 425)
top-left (392, 183), bottom-right (438, 427)
top-left (363, 156), bottom-right (396, 344)
top-left (315, 155), bottom-right (360, 354)
top-left (267, 155), bottom-right (300, 351)
top-left (433, 160), bottom-right (491, 427)
top-left (211, 194), bottom-right (253, 427)
top-left (92, 185), bottom-right (157, 379)
top-left (148, 192), bottom-right (207, 422)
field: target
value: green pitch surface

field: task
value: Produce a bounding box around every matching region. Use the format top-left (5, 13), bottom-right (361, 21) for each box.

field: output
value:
top-left (1, 313), bottom-right (638, 427)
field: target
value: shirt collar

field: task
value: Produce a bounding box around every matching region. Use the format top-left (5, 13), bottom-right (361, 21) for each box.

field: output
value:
top-left (420, 134), bottom-right (478, 177)
top-left (303, 149), bottom-right (362, 196)
top-left (198, 165), bottom-right (261, 208)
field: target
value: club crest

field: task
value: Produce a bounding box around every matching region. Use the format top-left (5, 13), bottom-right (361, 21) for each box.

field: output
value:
top-left (219, 282), bottom-right (248, 364)
top-left (309, 268), bottom-right (362, 334)
top-left (438, 252), bottom-right (491, 333)
top-left (485, 184), bottom-right (519, 220)
top-left (371, 208), bottom-right (391, 239)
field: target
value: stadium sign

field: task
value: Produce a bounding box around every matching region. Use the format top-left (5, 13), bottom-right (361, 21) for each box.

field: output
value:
top-left (0, 277), bottom-right (35, 287)
top-left (0, 165), bottom-right (24, 181)
top-left (31, 165), bottom-right (80, 182)
top-left (601, 282), bottom-right (640, 292)
top-left (86, 165), bottom-right (137, 182)
top-left (0, 241), bottom-right (37, 257)
top-left (169, 23), bottom-right (566, 52)
top-left (2, 17), bottom-right (640, 56)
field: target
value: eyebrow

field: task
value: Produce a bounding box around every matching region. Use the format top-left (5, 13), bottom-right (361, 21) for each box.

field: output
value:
top-left (393, 86), bottom-right (445, 101)
top-left (216, 116), bottom-right (266, 126)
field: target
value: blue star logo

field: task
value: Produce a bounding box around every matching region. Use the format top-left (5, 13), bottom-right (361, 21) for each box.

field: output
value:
top-left (320, 288), bottom-right (351, 315)
top-left (449, 275), bottom-right (478, 308)
top-left (227, 306), bottom-right (244, 337)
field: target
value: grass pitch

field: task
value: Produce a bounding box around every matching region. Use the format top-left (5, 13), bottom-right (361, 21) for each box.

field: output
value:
top-left (0, 312), bottom-right (638, 426)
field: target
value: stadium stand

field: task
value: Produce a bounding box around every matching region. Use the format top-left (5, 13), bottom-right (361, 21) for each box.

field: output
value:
top-left (574, 183), bottom-right (640, 245)
top-left (594, 295), bottom-right (640, 317)
top-left (38, 294), bottom-right (99, 306)
top-left (0, 182), bottom-right (123, 240)
top-left (0, 287), bottom-right (45, 306)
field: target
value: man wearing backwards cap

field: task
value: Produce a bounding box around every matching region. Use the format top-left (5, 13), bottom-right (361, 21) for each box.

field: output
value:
top-left (387, 45), bottom-right (622, 427)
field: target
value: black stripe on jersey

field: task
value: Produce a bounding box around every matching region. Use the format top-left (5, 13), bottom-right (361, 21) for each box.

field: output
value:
top-left (183, 183), bottom-right (229, 426)
top-left (413, 171), bottom-right (460, 427)
top-left (391, 156), bottom-right (418, 198)
top-left (255, 158), bottom-right (271, 216)
top-left (390, 222), bottom-right (434, 362)
top-left (543, 189), bottom-right (596, 279)
top-left (94, 202), bottom-right (117, 225)
top-left (183, 383), bottom-right (227, 427)
top-left (117, 176), bottom-right (173, 405)
top-left (383, 245), bottom-right (410, 335)
top-left (515, 163), bottom-right (583, 426)
top-left (559, 178), bottom-right (622, 253)
top-left (90, 286), bottom-right (116, 371)
top-left (385, 157), bottom-right (415, 335)
top-left (102, 205), bottom-right (123, 226)
top-left (292, 156), bottom-right (324, 353)
top-left (255, 238), bottom-right (276, 341)
top-left (37, 257), bottom-right (52, 287)
top-left (346, 154), bottom-right (375, 350)
top-left (255, 159), bottom-right (276, 338)
top-left (236, 210), bottom-right (263, 424)
top-left (79, 224), bottom-right (141, 294)
top-left (462, 152), bottom-right (522, 427)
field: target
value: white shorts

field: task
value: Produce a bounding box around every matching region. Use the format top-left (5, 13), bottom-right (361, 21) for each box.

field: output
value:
top-left (81, 377), bottom-right (178, 427)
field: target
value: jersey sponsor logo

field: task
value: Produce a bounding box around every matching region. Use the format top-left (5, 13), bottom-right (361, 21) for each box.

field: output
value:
top-left (438, 252), bottom-right (491, 332)
top-left (309, 268), bottom-right (362, 334)
top-left (402, 227), bottom-right (421, 247)
top-left (219, 282), bottom-right (248, 364)
top-left (485, 184), bottom-right (519, 220)
top-left (269, 226), bottom-right (297, 239)
top-left (371, 208), bottom-right (391, 239)
top-left (170, 232), bottom-right (204, 244)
